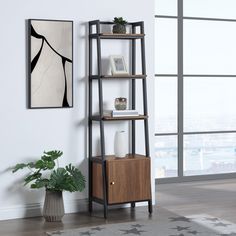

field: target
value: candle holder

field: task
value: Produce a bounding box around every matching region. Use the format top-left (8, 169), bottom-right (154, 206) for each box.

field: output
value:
top-left (114, 97), bottom-right (127, 110)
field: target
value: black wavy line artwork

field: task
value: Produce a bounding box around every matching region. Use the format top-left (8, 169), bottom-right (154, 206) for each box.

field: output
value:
top-left (30, 23), bottom-right (72, 108)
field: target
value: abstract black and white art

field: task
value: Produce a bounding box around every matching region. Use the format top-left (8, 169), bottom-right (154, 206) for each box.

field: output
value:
top-left (29, 19), bottom-right (73, 108)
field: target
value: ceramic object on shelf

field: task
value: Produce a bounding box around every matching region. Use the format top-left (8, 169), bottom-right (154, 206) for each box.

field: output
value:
top-left (115, 97), bottom-right (127, 110)
top-left (113, 24), bottom-right (126, 34)
top-left (114, 131), bottom-right (127, 158)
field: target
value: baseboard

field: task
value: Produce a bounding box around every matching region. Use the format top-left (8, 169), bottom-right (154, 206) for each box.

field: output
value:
top-left (0, 198), bottom-right (151, 221)
top-left (0, 203), bottom-right (42, 221)
top-left (0, 198), bottom-right (88, 221)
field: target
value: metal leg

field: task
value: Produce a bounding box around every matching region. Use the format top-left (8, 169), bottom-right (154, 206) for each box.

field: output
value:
top-left (88, 23), bottom-right (93, 215)
top-left (101, 160), bottom-right (108, 219)
top-left (103, 162), bottom-right (108, 219)
top-left (131, 202), bottom-right (135, 208)
top-left (148, 200), bottom-right (153, 214)
top-left (140, 22), bottom-right (152, 216)
top-left (104, 203), bottom-right (108, 219)
top-left (131, 26), bottom-right (136, 156)
top-left (88, 159), bottom-right (93, 214)
top-left (95, 21), bottom-right (108, 219)
top-left (89, 199), bottom-right (93, 214)
top-left (88, 161), bottom-right (93, 213)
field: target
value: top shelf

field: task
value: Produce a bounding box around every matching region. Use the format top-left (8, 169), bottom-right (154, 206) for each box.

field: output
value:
top-left (89, 33), bottom-right (145, 39)
top-left (90, 75), bottom-right (147, 80)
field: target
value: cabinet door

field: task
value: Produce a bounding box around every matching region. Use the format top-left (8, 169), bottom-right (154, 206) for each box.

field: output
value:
top-left (107, 158), bottom-right (151, 204)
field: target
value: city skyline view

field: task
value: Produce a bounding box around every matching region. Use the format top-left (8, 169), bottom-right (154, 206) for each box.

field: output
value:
top-left (155, 116), bottom-right (236, 178)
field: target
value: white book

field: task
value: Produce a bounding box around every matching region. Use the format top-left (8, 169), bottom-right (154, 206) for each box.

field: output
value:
top-left (112, 110), bottom-right (139, 117)
top-left (101, 110), bottom-right (139, 117)
top-left (103, 110), bottom-right (112, 116)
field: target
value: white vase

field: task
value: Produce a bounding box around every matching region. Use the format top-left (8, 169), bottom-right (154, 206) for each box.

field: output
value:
top-left (114, 131), bottom-right (127, 158)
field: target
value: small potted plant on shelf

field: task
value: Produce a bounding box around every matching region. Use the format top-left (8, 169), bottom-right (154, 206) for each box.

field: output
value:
top-left (12, 150), bottom-right (86, 222)
top-left (113, 17), bottom-right (128, 34)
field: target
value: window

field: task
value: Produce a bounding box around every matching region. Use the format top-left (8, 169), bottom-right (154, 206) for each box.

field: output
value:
top-left (155, 77), bottom-right (177, 134)
top-left (155, 135), bottom-right (178, 178)
top-left (155, 18), bottom-right (177, 74)
top-left (184, 20), bottom-right (236, 75)
top-left (155, 0), bottom-right (177, 16)
top-left (155, 0), bottom-right (236, 180)
top-left (184, 77), bottom-right (236, 132)
top-left (184, 133), bottom-right (236, 176)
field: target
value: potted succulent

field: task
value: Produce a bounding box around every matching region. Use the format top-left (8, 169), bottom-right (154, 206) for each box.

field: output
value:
top-left (113, 17), bottom-right (128, 34)
top-left (12, 150), bottom-right (85, 222)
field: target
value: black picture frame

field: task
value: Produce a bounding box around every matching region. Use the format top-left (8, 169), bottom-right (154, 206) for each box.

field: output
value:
top-left (28, 19), bottom-right (73, 109)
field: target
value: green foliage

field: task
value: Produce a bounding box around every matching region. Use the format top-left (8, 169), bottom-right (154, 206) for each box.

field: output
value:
top-left (113, 17), bottom-right (127, 25)
top-left (12, 150), bottom-right (85, 193)
top-left (66, 164), bottom-right (86, 192)
top-left (12, 163), bottom-right (29, 173)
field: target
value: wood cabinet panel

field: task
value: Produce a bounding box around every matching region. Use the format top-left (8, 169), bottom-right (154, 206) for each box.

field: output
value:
top-left (92, 163), bottom-right (103, 199)
top-left (107, 158), bottom-right (151, 204)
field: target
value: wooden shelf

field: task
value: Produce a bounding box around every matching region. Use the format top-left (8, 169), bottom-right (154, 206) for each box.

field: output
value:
top-left (92, 153), bottom-right (150, 163)
top-left (91, 115), bottom-right (148, 121)
top-left (90, 33), bottom-right (145, 39)
top-left (90, 75), bottom-right (147, 80)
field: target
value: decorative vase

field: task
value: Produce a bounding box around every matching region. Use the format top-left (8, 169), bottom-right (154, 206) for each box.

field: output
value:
top-left (113, 24), bottom-right (126, 34)
top-left (114, 131), bottom-right (127, 158)
top-left (115, 97), bottom-right (127, 110)
top-left (43, 190), bottom-right (65, 222)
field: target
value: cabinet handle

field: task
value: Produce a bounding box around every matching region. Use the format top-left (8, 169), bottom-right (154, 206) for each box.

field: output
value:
top-left (110, 181), bottom-right (115, 185)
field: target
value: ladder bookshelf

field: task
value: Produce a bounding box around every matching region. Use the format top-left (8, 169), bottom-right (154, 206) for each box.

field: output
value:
top-left (88, 20), bottom-right (152, 218)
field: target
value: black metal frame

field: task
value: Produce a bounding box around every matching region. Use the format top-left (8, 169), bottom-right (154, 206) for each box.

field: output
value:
top-left (28, 19), bottom-right (74, 109)
top-left (88, 20), bottom-right (152, 218)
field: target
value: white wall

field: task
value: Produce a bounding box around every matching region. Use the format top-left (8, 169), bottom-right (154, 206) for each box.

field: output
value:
top-left (0, 0), bottom-right (155, 220)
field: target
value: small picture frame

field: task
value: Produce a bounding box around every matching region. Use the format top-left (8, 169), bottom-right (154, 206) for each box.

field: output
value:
top-left (110, 55), bottom-right (129, 75)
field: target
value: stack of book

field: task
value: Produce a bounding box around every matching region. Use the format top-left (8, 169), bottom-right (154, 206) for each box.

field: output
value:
top-left (104, 110), bottom-right (139, 117)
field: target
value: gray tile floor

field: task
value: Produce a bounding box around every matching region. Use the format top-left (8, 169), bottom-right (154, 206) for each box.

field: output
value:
top-left (157, 179), bottom-right (236, 223)
top-left (1, 179), bottom-right (236, 236)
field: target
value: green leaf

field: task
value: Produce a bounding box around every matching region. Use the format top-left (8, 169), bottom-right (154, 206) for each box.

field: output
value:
top-left (34, 159), bottom-right (55, 170)
top-left (113, 17), bottom-right (127, 25)
top-left (41, 155), bottom-right (52, 162)
top-left (35, 160), bottom-right (45, 169)
top-left (12, 150), bottom-right (85, 193)
top-left (12, 163), bottom-right (28, 173)
top-left (31, 178), bottom-right (49, 189)
top-left (28, 162), bottom-right (35, 168)
top-left (46, 161), bottom-right (55, 170)
top-left (43, 150), bottom-right (63, 161)
top-left (24, 171), bottom-right (41, 183)
top-left (48, 168), bottom-right (70, 192)
top-left (66, 164), bottom-right (86, 192)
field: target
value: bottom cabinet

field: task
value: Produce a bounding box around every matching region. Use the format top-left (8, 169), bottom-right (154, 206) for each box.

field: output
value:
top-left (92, 155), bottom-right (151, 205)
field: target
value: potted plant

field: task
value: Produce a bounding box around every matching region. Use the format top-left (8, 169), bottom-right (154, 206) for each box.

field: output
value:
top-left (113, 17), bottom-right (128, 34)
top-left (12, 150), bottom-right (86, 222)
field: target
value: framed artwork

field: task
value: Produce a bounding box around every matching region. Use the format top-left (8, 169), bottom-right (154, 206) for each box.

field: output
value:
top-left (110, 55), bottom-right (129, 75)
top-left (28, 19), bottom-right (73, 108)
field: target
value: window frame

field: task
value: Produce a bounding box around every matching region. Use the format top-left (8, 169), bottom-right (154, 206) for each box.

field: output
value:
top-left (155, 0), bottom-right (236, 183)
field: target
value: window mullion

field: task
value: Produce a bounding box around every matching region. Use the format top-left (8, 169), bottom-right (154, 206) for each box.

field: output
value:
top-left (177, 0), bottom-right (184, 178)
